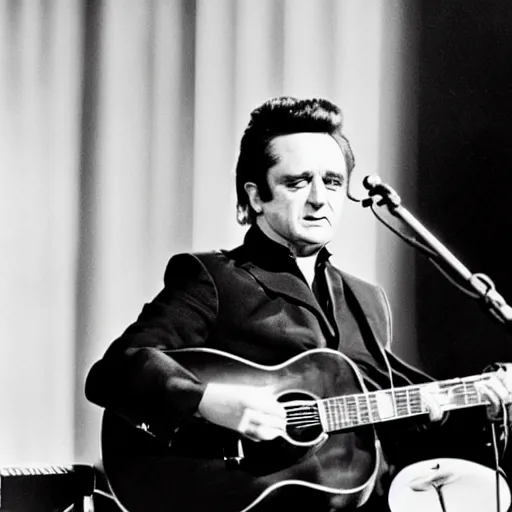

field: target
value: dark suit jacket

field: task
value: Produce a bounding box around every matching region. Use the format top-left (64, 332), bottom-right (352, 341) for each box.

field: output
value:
top-left (85, 227), bottom-right (496, 510)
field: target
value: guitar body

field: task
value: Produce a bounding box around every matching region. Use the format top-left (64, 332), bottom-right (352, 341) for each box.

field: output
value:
top-left (101, 348), bottom-right (380, 512)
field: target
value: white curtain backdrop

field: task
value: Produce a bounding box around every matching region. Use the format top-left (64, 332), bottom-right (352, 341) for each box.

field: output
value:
top-left (0, 0), bottom-right (418, 466)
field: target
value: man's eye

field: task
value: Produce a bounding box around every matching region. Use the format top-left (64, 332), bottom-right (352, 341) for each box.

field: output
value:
top-left (287, 179), bottom-right (309, 189)
top-left (324, 177), bottom-right (343, 189)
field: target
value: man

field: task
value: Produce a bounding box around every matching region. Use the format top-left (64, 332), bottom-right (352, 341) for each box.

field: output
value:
top-left (86, 97), bottom-right (511, 511)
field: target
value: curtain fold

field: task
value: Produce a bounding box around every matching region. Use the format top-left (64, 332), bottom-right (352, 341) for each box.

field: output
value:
top-left (0, 0), bottom-right (82, 465)
top-left (0, 0), bottom-right (414, 465)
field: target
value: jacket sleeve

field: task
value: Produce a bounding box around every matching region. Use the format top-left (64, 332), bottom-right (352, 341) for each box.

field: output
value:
top-left (85, 253), bottom-right (218, 440)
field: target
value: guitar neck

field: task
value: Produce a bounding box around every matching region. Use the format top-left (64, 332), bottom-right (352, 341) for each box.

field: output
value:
top-left (321, 372), bottom-right (496, 432)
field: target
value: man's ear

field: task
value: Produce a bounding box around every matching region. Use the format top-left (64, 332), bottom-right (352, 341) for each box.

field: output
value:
top-left (244, 182), bottom-right (264, 214)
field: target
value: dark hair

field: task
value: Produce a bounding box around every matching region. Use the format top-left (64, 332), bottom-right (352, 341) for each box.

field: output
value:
top-left (235, 96), bottom-right (355, 225)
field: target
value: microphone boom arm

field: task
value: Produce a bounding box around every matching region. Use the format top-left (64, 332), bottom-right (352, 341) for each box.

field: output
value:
top-left (362, 175), bottom-right (512, 326)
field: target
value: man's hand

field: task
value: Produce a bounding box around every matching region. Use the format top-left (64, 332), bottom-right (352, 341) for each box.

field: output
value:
top-left (197, 383), bottom-right (287, 442)
top-left (419, 382), bottom-right (445, 422)
top-left (421, 365), bottom-right (512, 424)
top-left (476, 364), bottom-right (512, 420)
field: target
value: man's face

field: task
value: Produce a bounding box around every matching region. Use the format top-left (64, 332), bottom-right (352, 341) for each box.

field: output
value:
top-left (248, 132), bottom-right (348, 256)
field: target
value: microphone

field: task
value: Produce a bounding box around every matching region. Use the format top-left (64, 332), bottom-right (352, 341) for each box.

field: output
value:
top-left (347, 175), bottom-right (384, 203)
top-left (361, 175), bottom-right (401, 208)
top-left (362, 175), bottom-right (382, 191)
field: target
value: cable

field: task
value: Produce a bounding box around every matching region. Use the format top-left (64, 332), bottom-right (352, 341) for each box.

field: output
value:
top-left (489, 403), bottom-right (511, 512)
top-left (59, 489), bottom-right (117, 511)
top-left (427, 259), bottom-right (483, 298)
top-left (94, 488), bottom-right (118, 501)
top-left (366, 200), bottom-right (502, 301)
top-left (491, 421), bottom-right (503, 512)
top-left (368, 202), bottom-right (438, 256)
top-left (501, 405), bottom-right (509, 456)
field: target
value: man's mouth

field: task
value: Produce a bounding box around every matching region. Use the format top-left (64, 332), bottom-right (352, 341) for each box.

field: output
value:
top-left (304, 216), bottom-right (328, 223)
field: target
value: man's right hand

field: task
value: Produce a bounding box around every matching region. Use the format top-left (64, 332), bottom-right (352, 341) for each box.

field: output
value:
top-left (197, 383), bottom-right (287, 442)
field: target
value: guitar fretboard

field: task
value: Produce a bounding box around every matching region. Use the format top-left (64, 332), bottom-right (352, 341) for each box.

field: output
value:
top-left (321, 373), bottom-right (495, 432)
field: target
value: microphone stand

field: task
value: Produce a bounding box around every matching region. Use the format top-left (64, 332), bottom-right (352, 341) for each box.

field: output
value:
top-left (361, 175), bottom-right (512, 328)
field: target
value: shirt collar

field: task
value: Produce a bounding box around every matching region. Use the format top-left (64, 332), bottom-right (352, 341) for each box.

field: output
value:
top-left (243, 225), bottom-right (332, 270)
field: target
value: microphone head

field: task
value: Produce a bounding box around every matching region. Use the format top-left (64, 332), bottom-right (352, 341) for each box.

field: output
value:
top-left (362, 175), bottom-right (382, 190)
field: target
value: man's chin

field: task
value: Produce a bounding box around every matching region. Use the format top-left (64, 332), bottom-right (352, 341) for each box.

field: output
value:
top-left (297, 230), bottom-right (333, 247)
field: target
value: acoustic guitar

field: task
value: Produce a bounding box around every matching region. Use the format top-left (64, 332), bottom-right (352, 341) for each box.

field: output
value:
top-left (101, 348), bottom-right (507, 512)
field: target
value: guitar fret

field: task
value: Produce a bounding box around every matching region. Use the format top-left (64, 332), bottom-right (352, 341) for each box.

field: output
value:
top-left (330, 397), bottom-right (347, 431)
top-left (405, 388), bottom-right (412, 416)
top-left (328, 398), bottom-right (337, 430)
top-left (357, 394), bottom-right (370, 425)
top-left (394, 388), bottom-right (418, 416)
top-left (462, 381), bottom-right (469, 406)
top-left (325, 398), bottom-right (335, 430)
top-left (461, 381), bottom-right (470, 406)
top-left (410, 388), bottom-right (423, 414)
top-left (346, 395), bottom-right (358, 425)
top-left (370, 393), bottom-right (381, 422)
top-left (336, 398), bottom-right (346, 429)
top-left (466, 381), bottom-right (480, 405)
top-left (395, 389), bottom-right (409, 417)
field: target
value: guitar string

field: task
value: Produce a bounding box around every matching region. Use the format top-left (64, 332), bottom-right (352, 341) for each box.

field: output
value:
top-left (281, 377), bottom-right (492, 430)
top-left (285, 404), bottom-right (322, 428)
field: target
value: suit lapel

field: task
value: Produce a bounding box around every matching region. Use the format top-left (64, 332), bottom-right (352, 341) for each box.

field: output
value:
top-left (324, 265), bottom-right (342, 343)
top-left (336, 270), bottom-right (388, 349)
top-left (243, 258), bottom-right (389, 349)
top-left (241, 262), bottom-right (337, 339)
top-left (339, 270), bottom-right (435, 385)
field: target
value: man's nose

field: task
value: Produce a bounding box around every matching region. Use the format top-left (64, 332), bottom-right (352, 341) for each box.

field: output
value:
top-left (308, 178), bottom-right (327, 207)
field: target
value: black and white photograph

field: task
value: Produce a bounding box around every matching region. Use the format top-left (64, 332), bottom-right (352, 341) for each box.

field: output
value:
top-left (1, 1), bottom-right (512, 511)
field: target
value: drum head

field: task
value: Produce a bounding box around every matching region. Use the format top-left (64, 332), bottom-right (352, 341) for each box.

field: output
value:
top-left (388, 458), bottom-right (511, 512)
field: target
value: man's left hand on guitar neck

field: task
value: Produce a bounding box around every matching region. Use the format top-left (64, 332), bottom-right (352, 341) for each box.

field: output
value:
top-left (478, 363), bottom-right (512, 421)
top-left (421, 363), bottom-right (512, 423)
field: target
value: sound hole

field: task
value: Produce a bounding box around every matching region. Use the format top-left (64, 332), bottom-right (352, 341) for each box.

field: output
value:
top-left (279, 391), bottom-right (324, 443)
